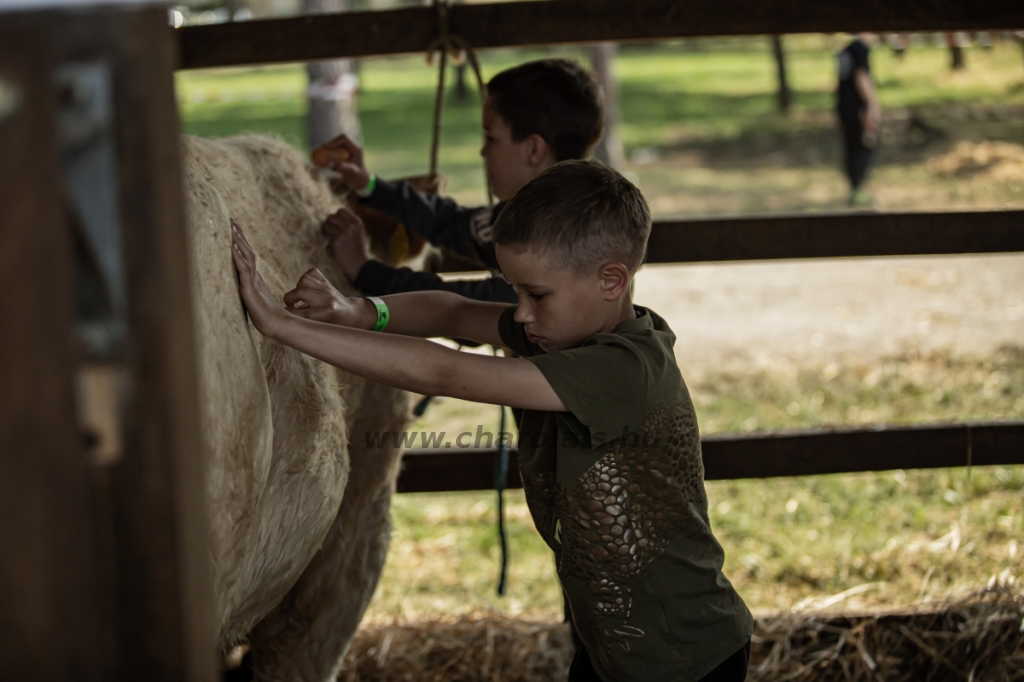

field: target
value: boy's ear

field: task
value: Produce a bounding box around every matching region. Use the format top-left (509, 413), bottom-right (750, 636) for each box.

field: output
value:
top-left (598, 262), bottom-right (631, 301)
top-left (527, 134), bottom-right (553, 167)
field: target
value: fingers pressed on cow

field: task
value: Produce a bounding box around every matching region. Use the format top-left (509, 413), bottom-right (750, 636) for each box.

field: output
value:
top-left (230, 219), bottom-right (291, 338)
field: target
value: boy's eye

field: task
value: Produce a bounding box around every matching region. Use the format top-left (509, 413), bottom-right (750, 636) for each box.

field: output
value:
top-left (529, 293), bottom-right (546, 301)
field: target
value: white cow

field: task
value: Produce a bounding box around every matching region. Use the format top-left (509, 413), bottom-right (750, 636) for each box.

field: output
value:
top-left (182, 134), bottom-right (410, 681)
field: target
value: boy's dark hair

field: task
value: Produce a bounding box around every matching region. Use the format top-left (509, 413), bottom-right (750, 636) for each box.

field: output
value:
top-left (487, 59), bottom-right (604, 162)
top-left (493, 160), bottom-right (651, 276)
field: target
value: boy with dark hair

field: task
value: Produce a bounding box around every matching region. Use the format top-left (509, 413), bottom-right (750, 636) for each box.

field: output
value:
top-left (231, 160), bottom-right (754, 682)
top-left (319, 58), bottom-right (604, 304)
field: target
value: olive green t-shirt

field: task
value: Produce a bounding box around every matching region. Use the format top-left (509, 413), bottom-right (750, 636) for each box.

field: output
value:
top-left (500, 306), bottom-right (753, 682)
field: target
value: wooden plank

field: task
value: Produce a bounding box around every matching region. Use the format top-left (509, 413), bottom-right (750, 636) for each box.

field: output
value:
top-left (645, 210), bottom-right (1024, 264)
top-left (397, 449), bottom-right (521, 494)
top-left (55, 9), bottom-right (217, 682)
top-left (434, 210), bottom-right (1024, 273)
top-left (178, 0), bottom-right (1024, 69)
top-left (395, 422), bottom-right (1024, 492)
top-left (0, 18), bottom-right (110, 682)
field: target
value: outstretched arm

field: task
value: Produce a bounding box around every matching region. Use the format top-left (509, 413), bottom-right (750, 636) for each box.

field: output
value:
top-left (231, 220), bottom-right (566, 412)
top-left (278, 266), bottom-right (510, 346)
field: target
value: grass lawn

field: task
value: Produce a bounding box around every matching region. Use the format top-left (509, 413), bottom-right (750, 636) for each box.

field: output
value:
top-left (176, 37), bottom-right (1024, 620)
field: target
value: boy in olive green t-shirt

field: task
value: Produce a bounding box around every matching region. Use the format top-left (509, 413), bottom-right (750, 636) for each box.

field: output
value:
top-left (231, 160), bottom-right (753, 681)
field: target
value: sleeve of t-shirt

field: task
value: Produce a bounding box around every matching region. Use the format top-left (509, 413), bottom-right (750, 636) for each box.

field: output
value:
top-left (528, 341), bottom-right (649, 448)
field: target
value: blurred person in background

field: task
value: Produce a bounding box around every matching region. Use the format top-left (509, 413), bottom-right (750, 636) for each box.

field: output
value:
top-left (837, 33), bottom-right (882, 207)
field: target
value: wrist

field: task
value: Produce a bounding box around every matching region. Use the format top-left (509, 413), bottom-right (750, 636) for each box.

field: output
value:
top-left (267, 308), bottom-right (297, 343)
top-left (355, 173), bottom-right (376, 198)
top-left (360, 297), bottom-right (379, 330)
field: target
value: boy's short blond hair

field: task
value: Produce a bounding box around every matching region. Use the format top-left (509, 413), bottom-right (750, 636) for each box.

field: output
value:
top-left (493, 160), bottom-right (651, 276)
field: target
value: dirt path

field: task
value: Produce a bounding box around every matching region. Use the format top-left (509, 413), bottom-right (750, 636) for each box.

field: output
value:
top-left (634, 253), bottom-right (1024, 378)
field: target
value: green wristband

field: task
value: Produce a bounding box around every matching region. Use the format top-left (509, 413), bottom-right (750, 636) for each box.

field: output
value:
top-left (368, 296), bottom-right (389, 332)
top-left (357, 173), bottom-right (377, 198)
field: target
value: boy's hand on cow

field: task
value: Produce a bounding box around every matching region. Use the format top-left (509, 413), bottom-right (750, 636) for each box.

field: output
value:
top-left (322, 207), bottom-right (369, 282)
top-left (283, 268), bottom-right (376, 329)
top-left (231, 219), bottom-right (290, 339)
top-left (315, 134), bottom-right (371, 192)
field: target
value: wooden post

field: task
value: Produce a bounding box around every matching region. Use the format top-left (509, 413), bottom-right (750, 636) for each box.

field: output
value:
top-left (0, 17), bottom-right (111, 682)
top-left (1, 7), bottom-right (215, 681)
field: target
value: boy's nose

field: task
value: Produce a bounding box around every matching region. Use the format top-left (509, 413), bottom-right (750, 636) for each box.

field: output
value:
top-left (513, 304), bottom-right (534, 324)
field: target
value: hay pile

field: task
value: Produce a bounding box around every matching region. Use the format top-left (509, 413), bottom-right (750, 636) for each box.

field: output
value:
top-left (339, 582), bottom-right (1023, 681)
top-left (749, 581), bottom-right (1024, 681)
top-left (927, 140), bottom-right (1024, 182)
top-left (338, 614), bottom-right (574, 682)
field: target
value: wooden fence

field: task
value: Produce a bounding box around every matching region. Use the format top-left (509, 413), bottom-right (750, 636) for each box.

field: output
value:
top-left (175, 0), bottom-right (1024, 491)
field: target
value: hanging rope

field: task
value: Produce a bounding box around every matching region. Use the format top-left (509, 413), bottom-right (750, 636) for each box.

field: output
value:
top-left (493, 346), bottom-right (510, 596)
top-left (426, 1), bottom-right (506, 594)
top-left (426, 0), bottom-right (493, 207)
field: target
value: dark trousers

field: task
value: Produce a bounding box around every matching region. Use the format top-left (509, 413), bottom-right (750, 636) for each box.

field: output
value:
top-left (567, 640), bottom-right (751, 682)
top-left (840, 116), bottom-right (874, 192)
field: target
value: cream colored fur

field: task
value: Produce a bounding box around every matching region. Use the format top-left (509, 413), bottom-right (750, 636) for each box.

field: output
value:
top-left (182, 134), bottom-right (410, 681)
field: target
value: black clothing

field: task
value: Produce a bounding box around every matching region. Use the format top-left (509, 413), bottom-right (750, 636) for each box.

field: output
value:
top-left (836, 38), bottom-right (875, 192)
top-left (837, 38), bottom-right (870, 127)
top-left (355, 178), bottom-right (516, 303)
top-left (568, 641), bottom-right (751, 682)
top-left (842, 120), bottom-right (874, 192)
top-left (354, 259), bottom-right (518, 303)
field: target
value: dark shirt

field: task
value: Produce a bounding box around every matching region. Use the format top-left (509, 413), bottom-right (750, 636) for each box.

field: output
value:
top-left (837, 38), bottom-right (870, 124)
top-left (500, 306), bottom-right (753, 682)
top-left (354, 178), bottom-right (517, 304)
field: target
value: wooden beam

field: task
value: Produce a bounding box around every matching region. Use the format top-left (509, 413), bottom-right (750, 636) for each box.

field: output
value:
top-left (395, 422), bottom-right (1024, 492)
top-left (55, 9), bottom-right (217, 682)
top-left (177, 0), bottom-right (1024, 69)
top-left (645, 210), bottom-right (1024, 263)
top-left (435, 210), bottom-right (1024, 273)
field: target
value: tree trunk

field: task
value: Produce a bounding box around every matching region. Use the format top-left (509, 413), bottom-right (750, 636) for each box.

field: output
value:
top-left (589, 42), bottom-right (625, 168)
top-left (771, 35), bottom-right (791, 114)
top-left (946, 32), bottom-right (966, 70)
top-left (453, 62), bottom-right (468, 102)
top-left (303, 0), bottom-right (361, 150)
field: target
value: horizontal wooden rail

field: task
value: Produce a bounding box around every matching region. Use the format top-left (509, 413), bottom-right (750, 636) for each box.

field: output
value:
top-left (177, 0), bottom-right (1024, 69)
top-left (435, 210), bottom-right (1024, 272)
top-left (395, 421), bottom-right (1024, 492)
top-left (644, 210), bottom-right (1024, 263)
